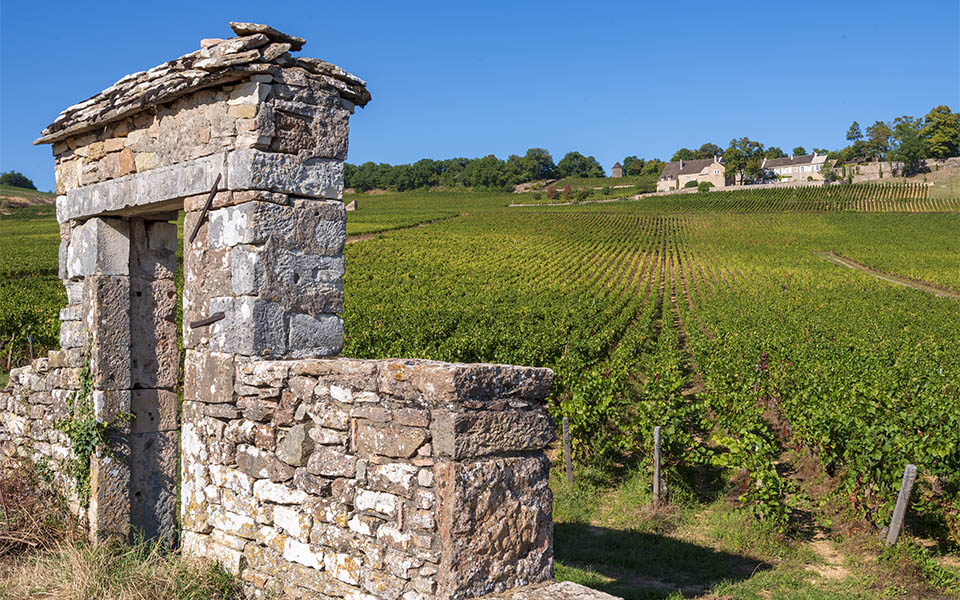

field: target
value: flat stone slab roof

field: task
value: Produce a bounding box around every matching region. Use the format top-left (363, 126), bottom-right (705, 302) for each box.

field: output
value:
top-left (35, 22), bottom-right (370, 145)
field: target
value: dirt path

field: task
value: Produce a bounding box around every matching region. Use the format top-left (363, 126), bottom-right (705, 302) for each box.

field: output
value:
top-left (346, 214), bottom-right (463, 244)
top-left (817, 251), bottom-right (960, 299)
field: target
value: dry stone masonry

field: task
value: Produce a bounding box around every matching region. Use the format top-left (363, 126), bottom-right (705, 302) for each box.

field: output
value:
top-left (0, 21), bottom-right (618, 600)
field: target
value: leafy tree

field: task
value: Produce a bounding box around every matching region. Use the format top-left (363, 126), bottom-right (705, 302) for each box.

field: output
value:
top-left (724, 137), bottom-right (765, 184)
top-left (792, 146), bottom-right (807, 156)
top-left (517, 148), bottom-right (558, 181)
top-left (864, 121), bottom-right (892, 161)
top-left (813, 147), bottom-right (831, 155)
top-left (697, 181), bottom-right (714, 192)
top-left (683, 180), bottom-right (699, 188)
top-left (846, 121), bottom-right (863, 142)
top-left (640, 159), bottom-right (664, 176)
top-left (0, 171), bottom-right (36, 190)
top-left (694, 143), bottom-right (722, 160)
top-left (556, 152), bottom-right (604, 178)
top-left (671, 148), bottom-right (696, 162)
top-left (764, 147), bottom-right (787, 159)
top-left (921, 105), bottom-right (960, 158)
top-left (622, 156), bottom-right (640, 173)
top-left (889, 116), bottom-right (928, 176)
top-left (820, 160), bottom-right (840, 183)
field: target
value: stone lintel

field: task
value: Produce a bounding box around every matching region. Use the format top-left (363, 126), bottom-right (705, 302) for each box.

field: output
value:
top-left (57, 149), bottom-right (344, 223)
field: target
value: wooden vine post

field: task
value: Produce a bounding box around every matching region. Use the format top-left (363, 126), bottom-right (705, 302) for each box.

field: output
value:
top-left (885, 463), bottom-right (917, 547)
top-left (653, 425), bottom-right (662, 507)
top-left (562, 417), bottom-right (573, 484)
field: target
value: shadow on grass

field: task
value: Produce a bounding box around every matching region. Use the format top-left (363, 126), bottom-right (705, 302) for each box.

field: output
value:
top-left (555, 522), bottom-right (770, 599)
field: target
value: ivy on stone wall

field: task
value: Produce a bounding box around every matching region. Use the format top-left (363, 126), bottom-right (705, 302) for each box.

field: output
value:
top-left (56, 359), bottom-right (131, 506)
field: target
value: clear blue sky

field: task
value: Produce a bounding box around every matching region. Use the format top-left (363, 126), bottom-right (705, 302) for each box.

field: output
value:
top-left (2, 0), bottom-right (958, 192)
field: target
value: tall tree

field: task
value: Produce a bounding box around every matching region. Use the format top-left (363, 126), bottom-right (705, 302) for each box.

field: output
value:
top-left (846, 121), bottom-right (863, 142)
top-left (921, 105), bottom-right (960, 158)
top-left (557, 152), bottom-right (604, 178)
top-left (694, 143), bottom-right (722, 160)
top-left (724, 137), bottom-right (764, 184)
top-left (621, 156), bottom-right (640, 174)
top-left (889, 116), bottom-right (928, 175)
top-left (671, 148), bottom-right (695, 162)
top-left (864, 121), bottom-right (892, 161)
top-left (792, 146), bottom-right (807, 156)
top-left (764, 147), bottom-right (787, 159)
top-left (519, 148), bottom-right (558, 181)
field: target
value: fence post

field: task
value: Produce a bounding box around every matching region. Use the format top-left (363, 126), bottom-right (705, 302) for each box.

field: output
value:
top-left (653, 426), bottom-right (662, 507)
top-left (885, 464), bottom-right (917, 547)
top-left (562, 417), bottom-right (573, 484)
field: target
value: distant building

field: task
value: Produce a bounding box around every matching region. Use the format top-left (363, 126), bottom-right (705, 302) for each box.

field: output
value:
top-left (657, 157), bottom-right (726, 192)
top-left (611, 162), bottom-right (623, 178)
top-left (761, 152), bottom-right (827, 181)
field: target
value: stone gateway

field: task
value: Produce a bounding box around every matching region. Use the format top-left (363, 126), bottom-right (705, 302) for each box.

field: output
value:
top-left (0, 21), bottom-right (614, 600)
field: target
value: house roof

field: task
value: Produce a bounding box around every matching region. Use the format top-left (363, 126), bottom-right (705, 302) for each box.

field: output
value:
top-left (660, 158), bottom-right (719, 178)
top-left (612, 162), bottom-right (622, 168)
top-left (35, 22), bottom-right (370, 145)
top-left (763, 153), bottom-right (826, 168)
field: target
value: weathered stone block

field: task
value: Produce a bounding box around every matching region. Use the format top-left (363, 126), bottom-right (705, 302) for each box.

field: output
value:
top-left (366, 462), bottom-right (418, 497)
top-left (237, 444), bottom-right (294, 482)
top-left (431, 410), bottom-right (555, 459)
top-left (59, 320), bottom-right (85, 349)
top-left (288, 313), bottom-right (343, 358)
top-left (131, 278), bottom-right (178, 389)
top-left (207, 198), bottom-right (344, 254)
top-left (306, 446), bottom-right (355, 477)
top-left (208, 297), bottom-right (288, 357)
top-left (184, 350), bottom-right (235, 404)
top-left (66, 217), bottom-right (131, 278)
top-left (131, 389), bottom-right (178, 433)
top-left (378, 360), bottom-right (553, 406)
top-left (92, 390), bottom-right (132, 424)
top-left (231, 243), bottom-right (344, 313)
top-left (227, 148), bottom-right (344, 199)
top-left (129, 430), bottom-right (179, 544)
top-left (88, 451), bottom-right (132, 542)
top-left (356, 422), bottom-right (428, 459)
top-left (83, 276), bottom-right (131, 390)
top-left (276, 423), bottom-right (315, 467)
top-left (435, 455), bottom-right (553, 598)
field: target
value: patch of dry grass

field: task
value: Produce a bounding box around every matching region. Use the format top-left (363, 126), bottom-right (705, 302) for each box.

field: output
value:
top-left (0, 460), bottom-right (241, 600)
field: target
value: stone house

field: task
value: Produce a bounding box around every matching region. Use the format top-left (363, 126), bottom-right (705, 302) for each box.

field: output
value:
top-left (657, 158), bottom-right (726, 192)
top-left (761, 152), bottom-right (827, 181)
top-left (611, 162), bottom-right (623, 178)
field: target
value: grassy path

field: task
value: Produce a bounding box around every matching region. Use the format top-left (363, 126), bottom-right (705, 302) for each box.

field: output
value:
top-left (817, 251), bottom-right (960, 299)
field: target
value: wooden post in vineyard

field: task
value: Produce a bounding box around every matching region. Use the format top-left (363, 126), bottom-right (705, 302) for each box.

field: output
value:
top-left (562, 417), bottom-right (573, 484)
top-left (653, 426), bottom-right (662, 507)
top-left (885, 464), bottom-right (917, 547)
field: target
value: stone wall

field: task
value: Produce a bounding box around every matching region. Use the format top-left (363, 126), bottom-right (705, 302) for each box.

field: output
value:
top-left (0, 215), bottom-right (180, 542)
top-left (2, 21), bottom-right (567, 600)
top-left (181, 356), bottom-right (555, 600)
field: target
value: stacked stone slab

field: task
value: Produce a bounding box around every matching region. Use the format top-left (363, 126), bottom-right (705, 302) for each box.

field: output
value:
top-left (0, 21), bottom-right (567, 600)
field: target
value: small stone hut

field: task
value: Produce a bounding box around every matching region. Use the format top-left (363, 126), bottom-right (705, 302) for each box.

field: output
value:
top-left (0, 21), bottom-right (615, 600)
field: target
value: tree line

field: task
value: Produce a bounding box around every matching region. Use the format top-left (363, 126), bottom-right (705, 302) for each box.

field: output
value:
top-left (345, 149), bottom-right (606, 192)
top-left (838, 105), bottom-right (958, 174)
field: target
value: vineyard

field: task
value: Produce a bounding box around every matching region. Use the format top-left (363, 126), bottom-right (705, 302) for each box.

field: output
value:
top-left (343, 205), bottom-right (960, 535)
top-left (2, 184), bottom-right (960, 595)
